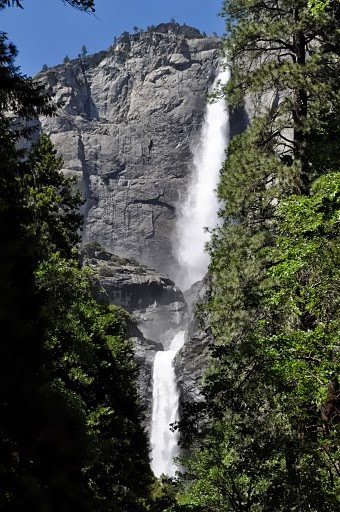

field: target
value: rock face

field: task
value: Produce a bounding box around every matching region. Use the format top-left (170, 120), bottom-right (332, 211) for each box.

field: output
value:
top-left (176, 277), bottom-right (213, 405)
top-left (38, 24), bottom-right (222, 279)
top-left (126, 319), bottom-right (161, 433)
top-left (82, 242), bottom-right (187, 342)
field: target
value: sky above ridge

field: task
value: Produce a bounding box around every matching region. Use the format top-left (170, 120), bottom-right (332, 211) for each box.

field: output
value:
top-left (1, 0), bottom-right (225, 77)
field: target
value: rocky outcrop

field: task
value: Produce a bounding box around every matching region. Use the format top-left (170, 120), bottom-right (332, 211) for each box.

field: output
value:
top-left (81, 243), bottom-right (188, 423)
top-left (176, 276), bottom-right (213, 404)
top-left (82, 242), bottom-right (187, 342)
top-left (38, 24), bottom-right (222, 279)
top-left (177, 329), bottom-right (211, 405)
top-left (126, 319), bottom-right (162, 431)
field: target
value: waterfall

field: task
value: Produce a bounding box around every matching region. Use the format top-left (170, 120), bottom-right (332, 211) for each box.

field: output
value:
top-left (175, 66), bottom-right (231, 291)
top-left (150, 331), bottom-right (185, 478)
top-left (150, 64), bottom-right (231, 478)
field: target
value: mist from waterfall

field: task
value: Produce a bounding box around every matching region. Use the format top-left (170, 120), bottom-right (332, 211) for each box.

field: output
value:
top-left (150, 331), bottom-right (186, 477)
top-left (175, 66), bottom-right (231, 291)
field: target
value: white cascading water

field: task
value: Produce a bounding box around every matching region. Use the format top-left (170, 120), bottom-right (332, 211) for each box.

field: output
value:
top-left (150, 65), bottom-right (231, 478)
top-left (175, 66), bottom-right (231, 291)
top-left (150, 331), bottom-right (186, 477)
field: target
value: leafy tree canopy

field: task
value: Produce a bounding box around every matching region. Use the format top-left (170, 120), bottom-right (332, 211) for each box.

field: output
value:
top-left (0, 0), bottom-right (95, 11)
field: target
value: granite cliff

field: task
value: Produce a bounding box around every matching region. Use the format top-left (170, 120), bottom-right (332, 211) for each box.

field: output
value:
top-left (38, 23), bottom-right (222, 279)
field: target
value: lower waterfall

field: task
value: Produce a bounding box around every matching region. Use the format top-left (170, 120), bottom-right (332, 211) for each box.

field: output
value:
top-left (150, 331), bottom-right (186, 477)
top-left (150, 64), bottom-right (231, 478)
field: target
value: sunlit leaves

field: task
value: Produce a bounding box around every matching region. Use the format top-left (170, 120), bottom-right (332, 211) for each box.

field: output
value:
top-left (178, 0), bottom-right (340, 506)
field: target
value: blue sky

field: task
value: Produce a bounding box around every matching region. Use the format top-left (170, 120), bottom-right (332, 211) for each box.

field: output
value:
top-left (1, 0), bottom-right (225, 77)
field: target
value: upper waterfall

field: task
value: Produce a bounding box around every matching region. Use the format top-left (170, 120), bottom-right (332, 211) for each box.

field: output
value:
top-left (174, 66), bottom-right (231, 290)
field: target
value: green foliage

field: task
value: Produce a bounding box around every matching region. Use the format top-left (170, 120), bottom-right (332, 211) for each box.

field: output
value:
top-left (149, 476), bottom-right (179, 512)
top-left (24, 134), bottom-right (83, 258)
top-left (0, 137), bottom-right (87, 508)
top-left (0, 0), bottom-right (95, 12)
top-left (0, 33), bottom-right (58, 508)
top-left (179, 169), bottom-right (340, 511)
top-left (308, 0), bottom-right (330, 16)
top-left (177, 1), bottom-right (340, 510)
top-left (221, 0), bottom-right (340, 191)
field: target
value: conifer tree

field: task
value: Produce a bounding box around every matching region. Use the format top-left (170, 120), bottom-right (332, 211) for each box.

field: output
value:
top-left (222, 0), bottom-right (340, 192)
top-left (81, 44), bottom-right (88, 58)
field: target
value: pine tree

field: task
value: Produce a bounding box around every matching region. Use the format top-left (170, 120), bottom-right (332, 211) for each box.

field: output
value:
top-left (81, 44), bottom-right (88, 58)
top-left (222, 0), bottom-right (340, 192)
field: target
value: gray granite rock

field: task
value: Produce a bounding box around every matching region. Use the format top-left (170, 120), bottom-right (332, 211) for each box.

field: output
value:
top-left (177, 329), bottom-right (211, 405)
top-left (38, 24), bottom-right (222, 280)
top-left (126, 318), bottom-right (162, 431)
top-left (176, 276), bottom-right (213, 405)
top-left (81, 242), bottom-right (187, 340)
top-left (81, 243), bottom-right (188, 423)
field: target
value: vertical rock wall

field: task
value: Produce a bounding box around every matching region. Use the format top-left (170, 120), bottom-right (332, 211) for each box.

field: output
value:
top-left (38, 24), bottom-right (222, 278)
